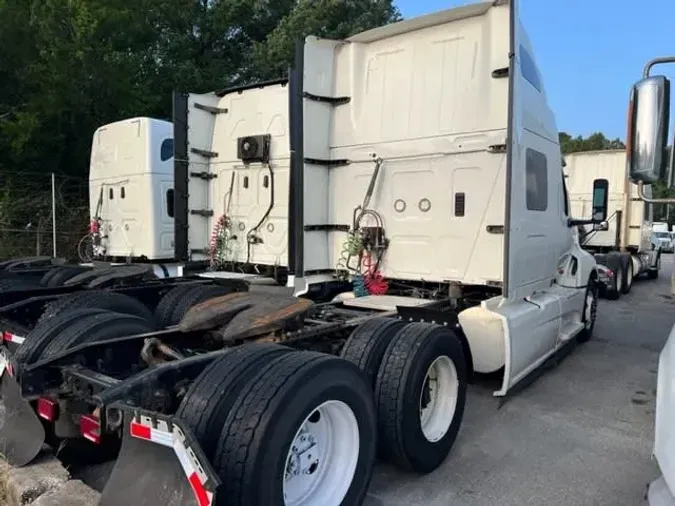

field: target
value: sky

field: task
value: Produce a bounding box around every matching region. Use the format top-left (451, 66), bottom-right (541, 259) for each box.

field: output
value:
top-left (394, 0), bottom-right (675, 140)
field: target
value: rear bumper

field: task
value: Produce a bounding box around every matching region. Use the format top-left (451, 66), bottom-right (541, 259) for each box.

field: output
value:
top-left (648, 476), bottom-right (675, 506)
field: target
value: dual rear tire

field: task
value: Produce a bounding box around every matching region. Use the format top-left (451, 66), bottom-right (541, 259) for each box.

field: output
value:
top-left (175, 318), bottom-right (467, 505)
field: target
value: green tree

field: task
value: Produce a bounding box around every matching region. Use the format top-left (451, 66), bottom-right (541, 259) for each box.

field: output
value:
top-left (0, 0), bottom-right (400, 237)
top-left (559, 131), bottom-right (626, 155)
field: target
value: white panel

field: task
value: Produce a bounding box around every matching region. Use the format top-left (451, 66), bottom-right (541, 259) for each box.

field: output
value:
top-left (655, 327), bottom-right (675, 498)
top-left (187, 85), bottom-right (290, 267)
top-left (319, 4), bottom-right (510, 285)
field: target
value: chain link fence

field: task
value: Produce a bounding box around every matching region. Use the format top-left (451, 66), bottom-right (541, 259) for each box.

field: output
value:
top-left (0, 171), bottom-right (89, 261)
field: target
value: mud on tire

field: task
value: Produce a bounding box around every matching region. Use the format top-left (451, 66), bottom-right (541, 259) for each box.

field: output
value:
top-left (375, 322), bottom-right (467, 474)
top-left (212, 352), bottom-right (377, 506)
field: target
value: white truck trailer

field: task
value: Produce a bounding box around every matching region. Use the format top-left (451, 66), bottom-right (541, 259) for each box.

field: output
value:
top-left (564, 150), bottom-right (660, 300)
top-left (0, 2), bottom-right (609, 505)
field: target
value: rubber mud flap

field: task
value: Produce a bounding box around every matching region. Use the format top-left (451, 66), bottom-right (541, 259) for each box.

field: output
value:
top-left (0, 373), bottom-right (45, 466)
top-left (101, 412), bottom-right (220, 506)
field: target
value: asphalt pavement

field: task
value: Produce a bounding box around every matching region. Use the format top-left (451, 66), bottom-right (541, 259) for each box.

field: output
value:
top-left (366, 257), bottom-right (673, 506)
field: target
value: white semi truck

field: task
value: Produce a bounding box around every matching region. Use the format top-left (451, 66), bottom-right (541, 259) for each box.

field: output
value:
top-left (622, 55), bottom-right (675, 506)
top-left (564, 150), bottom-right (661, 299)
top-left (0, 2), bottom-right (609, 505)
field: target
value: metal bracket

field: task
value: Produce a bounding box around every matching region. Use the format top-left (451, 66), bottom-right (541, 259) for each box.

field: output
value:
top-left (190, 147), bottom-right (218, 158)
top-left (189, 171), bottom-right (217, 180)
top-left (396, 306), bottom-right (460, 328)
top-left (190, 209), bottom-right (214, 217)
top-left (303, 92), bottom-right (351, 105)
top-left (194, 103), bottom-right (228, 114)
top-left (304, 157), bottom-right (350, 167)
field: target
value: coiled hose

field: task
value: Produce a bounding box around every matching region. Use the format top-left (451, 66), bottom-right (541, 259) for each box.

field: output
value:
top-left (336, 231), bottom-right (363, 275)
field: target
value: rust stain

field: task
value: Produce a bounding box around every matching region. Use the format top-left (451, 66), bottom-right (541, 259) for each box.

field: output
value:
top-left (189, 291), bottom-right (249, 313)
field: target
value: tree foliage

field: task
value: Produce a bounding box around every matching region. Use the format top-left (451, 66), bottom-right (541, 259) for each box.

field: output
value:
top-left (559, 131), bottom-right (625, 155)
top-left (0, 0), bottom-right (401, 180)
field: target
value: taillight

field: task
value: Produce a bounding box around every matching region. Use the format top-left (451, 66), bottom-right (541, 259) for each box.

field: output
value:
top-left (36, 397), bottom-right (58, 421)
top-left (80, 414), bottom-right (102, 444)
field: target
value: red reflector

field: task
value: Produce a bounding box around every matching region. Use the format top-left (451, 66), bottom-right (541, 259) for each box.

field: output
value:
top-left (130, 422), bottom-right (151, 440)
top-left (36, 397), bottom-right (58, 421)
top-left (80, 415), bottom-right (102, 444)
top-left (188, 472), bottom-right (211, 506)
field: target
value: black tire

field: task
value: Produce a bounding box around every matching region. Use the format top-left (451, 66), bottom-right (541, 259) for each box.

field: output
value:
top-left (577, 277), bottom-right (599, 343)
top-left (340, 317), bottom-right (407, 387)
top-left (619, 254), bottom-right (633, 294)
top-left (603, 254), bottom-right (622, 300)
top-left (63, 267), bottom-right (117, 287)
top-left (170, 284), bottom-right (237, 326)
top-left (0, 278), bottom-right (38, 292)
top-left (14, 308), bottom-right (110, 364)
top-left (44, 266), bottom-right (92, 288)
top-left (0, 317), bottom-right (30, 353)
top-left (37, 291), bottom-right (155, 327)
top-left (213, 352), bottom-right (377, 506)
top-left (375, 322), bottom-right (467, 474)
top-left (648, 253), bottom-right (660, 280)
top-left (39, 267), bottom-right (61, 287)
top-left (176, 343), bottom-right (293, 461)
top-left (154, 284), bottom-right (203, 328)
top-left (38, 311), bottom-right (154, 360)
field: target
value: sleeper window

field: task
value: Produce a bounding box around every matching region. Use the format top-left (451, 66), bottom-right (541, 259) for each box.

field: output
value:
top-left (526, 148), bottom-right (548, 211)
top-left (160, 139), bottom-right (174, 162)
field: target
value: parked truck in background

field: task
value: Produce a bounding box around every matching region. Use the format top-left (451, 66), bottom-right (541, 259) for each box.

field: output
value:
top-left (564, 150), bottom-right (661, 300)
top-left (0, 2), bottom-right (609, 505)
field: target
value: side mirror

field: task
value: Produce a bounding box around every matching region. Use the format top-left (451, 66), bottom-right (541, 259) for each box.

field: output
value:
top-left (593, 221), bottom-right (609, 232)
top-left (627, 75), bottom-right (671, 183)
top-left (592, 178), bottom-right (608, 222)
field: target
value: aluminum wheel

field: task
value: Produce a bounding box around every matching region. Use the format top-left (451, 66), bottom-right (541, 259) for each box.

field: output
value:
top-left (419, 355), bottom-right (459, 443)
top-left (283, 400), bottom-right (360, 506)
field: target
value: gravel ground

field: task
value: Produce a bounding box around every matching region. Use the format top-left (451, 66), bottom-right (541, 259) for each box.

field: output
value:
top-left (67, 258), bottom-right (673, 505)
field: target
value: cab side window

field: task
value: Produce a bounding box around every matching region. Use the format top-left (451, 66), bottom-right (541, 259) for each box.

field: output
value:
top-left (526, 148), bottom-right (548, 211)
